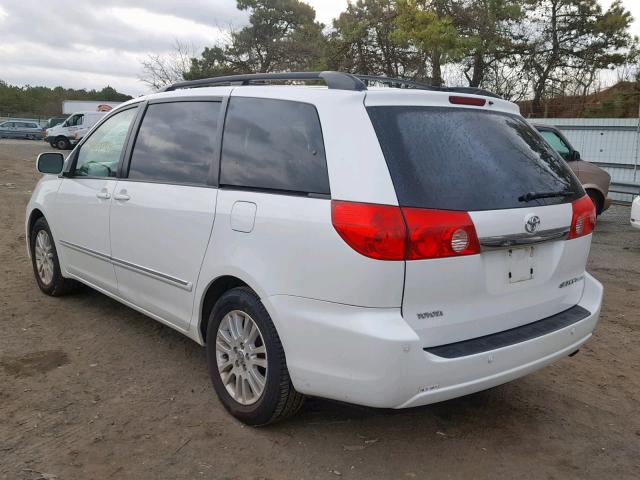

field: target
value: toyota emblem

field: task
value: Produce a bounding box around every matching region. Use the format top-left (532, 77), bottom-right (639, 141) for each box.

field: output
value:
top-left (525, 215), bottom-right (541, 234)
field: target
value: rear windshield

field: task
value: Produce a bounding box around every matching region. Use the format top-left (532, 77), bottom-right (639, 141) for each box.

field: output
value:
top-left (367, 106), bottom-right (583, 211)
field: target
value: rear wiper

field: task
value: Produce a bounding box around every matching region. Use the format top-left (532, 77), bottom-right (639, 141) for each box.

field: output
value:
top-left (518, 190), bottom-right (575, 202)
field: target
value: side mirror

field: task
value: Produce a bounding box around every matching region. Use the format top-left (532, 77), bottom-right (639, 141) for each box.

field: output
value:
top-left (570, 150), bottom-right (581, 161)
top-left (36, 152), bottom-right (64, 174)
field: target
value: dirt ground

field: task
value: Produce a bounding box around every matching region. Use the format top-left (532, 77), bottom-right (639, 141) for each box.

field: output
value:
top-left (0, 138), bottom-right (639, 480)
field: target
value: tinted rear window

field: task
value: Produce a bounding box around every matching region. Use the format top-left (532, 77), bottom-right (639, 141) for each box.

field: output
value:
top-left (128, 101), bottom-right (221, 185)
top-left (220, 97), bottom-right (330, 195)
top-left (367, 106), bottom-right (582, 211)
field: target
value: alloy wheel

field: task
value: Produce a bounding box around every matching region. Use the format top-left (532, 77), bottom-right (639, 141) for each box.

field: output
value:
top-left (34, 230), bottom-right (54, 285)
top-left (215, 310), bottom-right (268, 405)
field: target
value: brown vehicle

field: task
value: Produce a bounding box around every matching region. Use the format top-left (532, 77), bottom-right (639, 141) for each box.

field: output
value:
top-left (535, 124), bottom-right (612, 215)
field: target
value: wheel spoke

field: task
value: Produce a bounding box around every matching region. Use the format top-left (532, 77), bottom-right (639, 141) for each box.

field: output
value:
top-left (234, 374), bottom-right (242, 401)
top-left (241, 376), bottom-right (249, 404)
top-left (217, 358), bottom-right (233, 373)
top-left (251, 357), bottom-right (267, 369)
top-left (233, 312), bottom-right (244, 341)
top-left (242, 315), bottom-right (252, 339)
top-left (228, 313), bottom-right (240, 340)
top-left (216, 340), bottom-right (233, 355)
top-left (247, 323), bottom-right (259, 344)
top-left (249, 345), bottom-right (266, 355)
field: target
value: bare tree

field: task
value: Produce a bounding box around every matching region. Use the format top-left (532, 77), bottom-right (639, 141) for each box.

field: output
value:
top-left (139, 40), bottom-right (197, 90)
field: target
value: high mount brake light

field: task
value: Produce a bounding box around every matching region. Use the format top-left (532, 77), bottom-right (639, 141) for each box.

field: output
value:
top-left (331, 201), bottom-right (481, 261)
top-left (449, 96), bottom-right (487, 107)
top-left (569, 195), bottom-right (596, 239)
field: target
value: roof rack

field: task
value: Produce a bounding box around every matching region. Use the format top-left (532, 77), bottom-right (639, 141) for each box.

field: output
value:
top-left (161, 71), bottom-right (367, 92)
top-left (160, 70), bottom-right (503, 99)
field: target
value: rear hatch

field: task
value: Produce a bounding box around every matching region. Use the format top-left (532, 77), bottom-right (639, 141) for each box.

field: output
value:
top-left (366, 98), bottom-right (593, 347)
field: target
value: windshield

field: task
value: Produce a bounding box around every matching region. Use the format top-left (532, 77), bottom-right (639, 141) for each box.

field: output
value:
top-left (367, 106), bottom-right (583, 211)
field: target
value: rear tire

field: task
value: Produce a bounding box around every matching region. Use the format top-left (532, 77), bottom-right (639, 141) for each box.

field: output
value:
top-left (206, 287), bottom-right (304, 425)
top-left (55, 136), bottom-right (70, 150)
top-left (30, 217), bottom-right (82, 296)
top-left (586, 189), bottom-right (603, 216)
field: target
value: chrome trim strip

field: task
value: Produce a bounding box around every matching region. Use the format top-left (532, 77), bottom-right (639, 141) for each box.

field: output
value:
top-left (59, 240), bottom-right (193, 291)
top-left (60, 240), bottom-right (111, 261)
top-left (479, 226), bottom-right (570, 251)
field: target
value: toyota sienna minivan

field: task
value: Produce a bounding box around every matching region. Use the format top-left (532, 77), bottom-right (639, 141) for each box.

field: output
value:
top-left (26, 72), bottom-right (602, 425)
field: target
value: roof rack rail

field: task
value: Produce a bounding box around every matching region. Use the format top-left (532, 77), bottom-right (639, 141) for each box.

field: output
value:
top-left (161, 71), bottom-right (367, 92)
top-left (357, 75), bottom-right (502, 99)
top-left (160, 70), bottom-right (503, 99)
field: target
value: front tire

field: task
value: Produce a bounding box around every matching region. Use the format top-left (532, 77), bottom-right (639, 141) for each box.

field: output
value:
top-left (206, 287), bottom-right (304, 425)
top-left (30, 217), bottom-right (82, 296)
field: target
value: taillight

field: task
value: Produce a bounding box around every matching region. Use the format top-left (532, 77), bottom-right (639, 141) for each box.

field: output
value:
top-left (449, 96), bottom-right (486, 107)
top-left (569, 195), bottom-right (596, 239)
top-left (402, 208), bottom-right (480, 259)
top-left (331, 201), bottom-right (480, 261)
top-left (331, 201), bottom-right (406, 260)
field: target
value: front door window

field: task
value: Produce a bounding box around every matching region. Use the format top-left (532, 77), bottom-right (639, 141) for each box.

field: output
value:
top-left (73, 108), bottom-right (137, 178)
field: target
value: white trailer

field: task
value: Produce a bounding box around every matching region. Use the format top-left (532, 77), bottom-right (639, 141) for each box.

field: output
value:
top-left (62, 100), bottom-right (121, 115)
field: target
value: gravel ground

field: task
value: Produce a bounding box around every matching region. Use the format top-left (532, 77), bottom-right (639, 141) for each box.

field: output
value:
top-left (1, 139), bottom-right (639, 480)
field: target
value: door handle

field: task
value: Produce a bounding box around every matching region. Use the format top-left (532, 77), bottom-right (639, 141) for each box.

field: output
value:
top-left (96, 191), bottom-right (111, 200)
top-left (113, 191), bottom-right (130, 201)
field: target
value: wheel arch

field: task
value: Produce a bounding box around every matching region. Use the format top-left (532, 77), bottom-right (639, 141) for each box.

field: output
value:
top-left (198, 275), bottom-right (252, 344)
top-left (26, 208), bottom-right (46, 252)
top-left (583, 185), bottom-right (605, 214)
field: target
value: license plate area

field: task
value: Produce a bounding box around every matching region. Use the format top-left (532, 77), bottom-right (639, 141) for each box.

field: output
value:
top-left (507, 246), bottom-right (535, 283)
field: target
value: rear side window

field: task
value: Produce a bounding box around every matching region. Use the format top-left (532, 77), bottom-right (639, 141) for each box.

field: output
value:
top-left (220, 97), bottom-right (330, 195)
top-left (367, 106), bottom-right (582, 211)
top-left (128, 101), bottom-right (221, 185)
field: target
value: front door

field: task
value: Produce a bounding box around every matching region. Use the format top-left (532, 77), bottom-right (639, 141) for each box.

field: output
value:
top-left (53, 106), bottom-right (139, 294)
top-left (109, 100), bottom-right (222, 331)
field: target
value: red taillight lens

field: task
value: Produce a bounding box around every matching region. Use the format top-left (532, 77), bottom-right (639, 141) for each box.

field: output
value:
top-left (331, 201), bottom-right (406, 260)
top-left (402, 207), bottom-right (480, 259)
top-left (569, 195), bottom-right (596, 239)
top-left (331, 201), bottom-right (481, 261)
top-left (449, 95), bottom-right (486, 107)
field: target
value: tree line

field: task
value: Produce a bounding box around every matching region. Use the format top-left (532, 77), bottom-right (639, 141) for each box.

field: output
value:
top-left (142, 0), bottom-right (639, 117)
top-left (0, 81), bottom-right (132, 118)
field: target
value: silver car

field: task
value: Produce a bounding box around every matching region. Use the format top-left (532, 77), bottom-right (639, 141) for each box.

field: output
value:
top-left (0, 120), bottom-right (43, 140)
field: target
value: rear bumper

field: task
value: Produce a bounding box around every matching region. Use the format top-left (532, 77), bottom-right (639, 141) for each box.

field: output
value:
top-left (265, 273), bottom-right (602, 409)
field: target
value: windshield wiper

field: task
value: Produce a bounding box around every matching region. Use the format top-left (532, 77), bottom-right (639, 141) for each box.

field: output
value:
top-left (518, 190), bottom-right (575, 202)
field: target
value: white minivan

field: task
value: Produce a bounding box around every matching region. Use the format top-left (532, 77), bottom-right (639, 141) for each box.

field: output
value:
top-left (26, 72), bottom-right (602, 425)
top-left (44, 111), bottom-right (106, 150)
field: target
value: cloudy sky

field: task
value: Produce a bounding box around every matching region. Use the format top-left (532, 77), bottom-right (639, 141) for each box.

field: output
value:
top-left (0, 0), bottom-right (638, 97)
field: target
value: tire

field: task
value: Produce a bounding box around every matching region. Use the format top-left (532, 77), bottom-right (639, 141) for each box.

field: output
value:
top-left (30, 217), bottom-right (82, 296)
top-left (50, 141), bottom-right (57, 148)
top-left (586, 189), bottom-right (603, 216)
top-left (55, 136), bottom-right (71, 150)
top-left (206, 287), bottom-right (304, 425)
